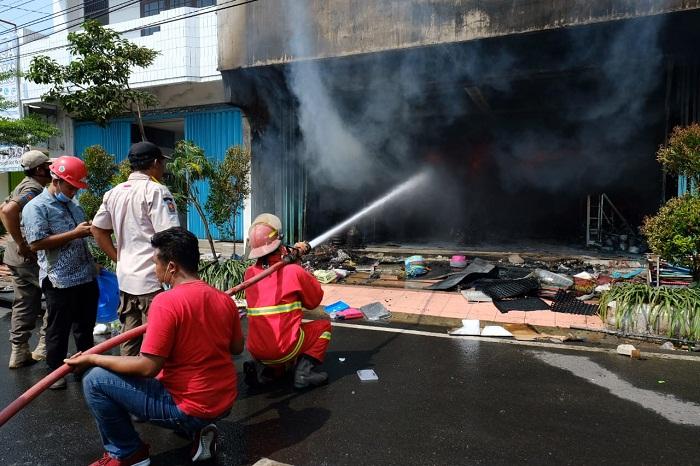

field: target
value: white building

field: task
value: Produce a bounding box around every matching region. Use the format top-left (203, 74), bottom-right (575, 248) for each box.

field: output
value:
top-left (15, 0), bottom-right (248, 240)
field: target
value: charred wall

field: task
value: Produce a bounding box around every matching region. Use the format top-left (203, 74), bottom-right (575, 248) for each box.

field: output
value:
top-left (222, 8), bottom-right (700, 246)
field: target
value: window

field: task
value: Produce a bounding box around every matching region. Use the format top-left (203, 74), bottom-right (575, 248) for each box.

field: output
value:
top-left (141, 0), bottom-right (165, 36)
top-left (84, 0), bottom-right (109, 25)
top-left (195, 0), bottom-right (215, 7)
top-left (171, 0), bottom-right (188, 8)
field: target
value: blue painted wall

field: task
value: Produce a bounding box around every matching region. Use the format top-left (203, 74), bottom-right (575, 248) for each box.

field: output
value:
top-left (73, 107), bottom-right (245, 240)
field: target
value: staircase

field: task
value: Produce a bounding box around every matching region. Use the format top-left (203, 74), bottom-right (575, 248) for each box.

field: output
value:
top-left (586, 194), bottom-right (635, 247)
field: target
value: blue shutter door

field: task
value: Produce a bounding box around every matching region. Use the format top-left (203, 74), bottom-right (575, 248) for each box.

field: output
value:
top-left (73, 120), bottom-right (131, 163)
top-left (184, 108), bottom-right (244, 241)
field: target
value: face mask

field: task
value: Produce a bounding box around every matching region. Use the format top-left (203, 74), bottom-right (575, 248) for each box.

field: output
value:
top-left (161, 264), bottom-right (174, 290)
top-left (55, 191), bottom-right (72, 203)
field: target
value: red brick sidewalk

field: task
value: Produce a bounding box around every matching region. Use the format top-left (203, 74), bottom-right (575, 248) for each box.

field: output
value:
top-left (321, 283), bottom-right (605, 329)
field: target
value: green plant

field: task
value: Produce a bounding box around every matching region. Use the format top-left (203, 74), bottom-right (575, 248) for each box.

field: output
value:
top-left (199, 258), bottom-right (252, 298)
top-left (657, 123), bottom-right (700, 185)
top-left (112, 159), bottom-right (131, 185)
top-left (80, 145), bottom-right (118, 219)
top-left (205, 145), bottom-right (251, 251)
top-left (641, 195), bottom-right (700, 281)
top-left (169, 140), bottom-right (217, 257)
top-left (0, 70), bottom-right (59, 146)
top-left (26, 20), bottom-right (158, 141)
top-left (600, 283), bottom-right (700, 342)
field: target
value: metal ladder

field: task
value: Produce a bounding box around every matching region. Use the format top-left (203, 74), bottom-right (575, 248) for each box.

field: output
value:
top-left (586, 194), bottom-right (635, 247)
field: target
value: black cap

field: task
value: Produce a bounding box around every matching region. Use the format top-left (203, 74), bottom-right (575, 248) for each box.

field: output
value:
top-left (127, 142), bottom-right (170, 164)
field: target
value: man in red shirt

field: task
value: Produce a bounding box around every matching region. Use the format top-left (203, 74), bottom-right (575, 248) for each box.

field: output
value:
top-left (65, 227), bottom-right (244, 466)
top-left (243, 213), bottom-right (331, 390)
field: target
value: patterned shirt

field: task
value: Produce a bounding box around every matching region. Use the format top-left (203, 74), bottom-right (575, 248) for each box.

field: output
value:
top-left (22, 188), bottom-right (97, 288)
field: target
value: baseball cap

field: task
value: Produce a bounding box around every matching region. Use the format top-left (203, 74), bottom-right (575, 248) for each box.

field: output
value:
top-left (20, 150), bottom-right (53, 170)
top-left (127, 142), bottom-right (171, 165)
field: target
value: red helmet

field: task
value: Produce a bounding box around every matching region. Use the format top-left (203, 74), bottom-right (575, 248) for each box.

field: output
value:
top-left (50, 156), bottom-right (88, 189)
top-left (248, 214), bottom-right (283, 259)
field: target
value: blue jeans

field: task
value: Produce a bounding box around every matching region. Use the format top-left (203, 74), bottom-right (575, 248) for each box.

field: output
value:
top-left (82, 367), bottom-right (212, 459)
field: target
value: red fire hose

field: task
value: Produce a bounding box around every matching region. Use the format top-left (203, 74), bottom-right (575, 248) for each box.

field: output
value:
top-left (0, 255), bottom-right (294, 428)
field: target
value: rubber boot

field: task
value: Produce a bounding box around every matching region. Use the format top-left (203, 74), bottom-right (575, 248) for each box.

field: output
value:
top-left (293, 356), bottom-right (328, 389)
top-left (32, 335), bottom-right (47, 361)
top-left (243, 360), bottom-right (272, 387)
top-left (9, 342), bottom-right (35, 369)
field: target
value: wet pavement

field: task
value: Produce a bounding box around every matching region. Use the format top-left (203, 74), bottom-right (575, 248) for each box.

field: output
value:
top-left (1, 311), bottom-right (699, 465)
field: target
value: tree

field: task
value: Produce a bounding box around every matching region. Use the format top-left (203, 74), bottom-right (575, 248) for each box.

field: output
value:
top-left (657, 123), bottom-right (700, 188)
top-left (168, 140), bottom-right (218, 258)
top-left (642, 195), bottom-right (700, 281)
top-left (25, 20), bottom-right (158, 141)
top-left (0, 70), bottom-right (59, 146)
top-left (205, 145), bottom-right (251, 255)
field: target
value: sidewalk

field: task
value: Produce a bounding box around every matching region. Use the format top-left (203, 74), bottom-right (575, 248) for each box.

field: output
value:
top-left (319, 283), bottom-right (605, 330)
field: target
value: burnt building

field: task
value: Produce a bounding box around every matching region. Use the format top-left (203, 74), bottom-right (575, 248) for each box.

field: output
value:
top-left (218, 0), bottom-right (700, 248)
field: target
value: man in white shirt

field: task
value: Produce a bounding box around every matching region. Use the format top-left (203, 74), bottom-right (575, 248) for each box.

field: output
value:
top-left (91, 142), bottom-right (180, 356)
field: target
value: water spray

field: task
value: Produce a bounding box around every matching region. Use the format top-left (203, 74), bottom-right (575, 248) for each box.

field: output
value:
top-left (308, 170), bottom-right (430, 248)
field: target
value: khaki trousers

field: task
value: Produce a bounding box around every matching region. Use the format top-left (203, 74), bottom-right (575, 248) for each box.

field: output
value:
top-left (8, 263), bottom-right (47, 346)
top-left (118, 290), bottom-right (161, 356)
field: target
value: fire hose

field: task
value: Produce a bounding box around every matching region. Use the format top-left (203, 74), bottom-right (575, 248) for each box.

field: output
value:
top-left (0, 251), bottom-right (299, 428)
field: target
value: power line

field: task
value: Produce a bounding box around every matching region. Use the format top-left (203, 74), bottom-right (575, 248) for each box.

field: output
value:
top-left (0, 0), bottom-right (261, 65)
top-left (0, 0), bottom-right (65, 31)
top-left (0, 0), bottom-right (141, 49)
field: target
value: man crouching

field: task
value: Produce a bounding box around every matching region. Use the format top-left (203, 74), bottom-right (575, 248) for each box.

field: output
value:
top-left (65, 227), bottom-right (244, 466)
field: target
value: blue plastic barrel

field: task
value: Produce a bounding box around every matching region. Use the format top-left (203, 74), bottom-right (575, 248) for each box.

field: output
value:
top-left (96, 269), bottom-right (120, 323)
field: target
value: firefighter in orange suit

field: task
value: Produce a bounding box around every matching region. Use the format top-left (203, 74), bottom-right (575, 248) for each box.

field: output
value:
top-left (243, 213), bottom-right (331, 390)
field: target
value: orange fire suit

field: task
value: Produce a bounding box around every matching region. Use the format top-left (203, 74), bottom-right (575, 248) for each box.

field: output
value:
top-left (244, 256), bottom-right (330, 366)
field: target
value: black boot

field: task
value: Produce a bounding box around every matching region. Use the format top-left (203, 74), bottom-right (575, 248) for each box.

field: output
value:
top-left (293, 356), bottom-right (328, 389)
top-left (243, 360), bottom-right (271, 387)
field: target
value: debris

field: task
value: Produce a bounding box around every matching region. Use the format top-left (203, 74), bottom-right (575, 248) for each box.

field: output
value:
top-left (480, 325), bottom-right (513, 337)
top-left (314, 270), bottom-right (338, 284)
top-left (657, 380), bottom-right (666, 384)
top-left (473, 277), bottom-right (539, 300)
top-left (357, 369), bottom-right (379, 382)
top-left (426, 257), bottom-right (496, 291)
top-left (460, 289), bottom-right (493, 303)
top-left (660, 341), bottom-right (675, 351)
top-left (532, 269), bottom-right (573, 288)
top-left (331, 249), bottom-right (351, 264)
top-left (508, 254), bottom-right (525, 265)
top-left (360, 302), bottom-right (391, 321)
top-left (333, 268), bottom-right (349, 278)
top-left (494, 297), bottom-right (550, 313)
top-left (339, 358), bottom-right (346, 362)
top-left (616, 344), bottom-right (641, 358)
top-left (550, 290), bottom-right (598, 316)
top-left (594, 283), bottom-right (612, 293)
top-left (448, 319), bottom-right (480, 336)
top-left (324, 301), bottom-right (350, 313)
top-left (331, 308), bottom-right (364, 320)
top-left (450, 255), bottom-right (467, 268)
top-left (573, 272), bottom-right (594, 280)
top-left (93, 323), bottom-right (110, 336)
top-left (502, 323), bottom-right (541, 341)
top-left (611, 268), bottom-right (645, 279)
top-left (404, 255), bottom-right (429, 277)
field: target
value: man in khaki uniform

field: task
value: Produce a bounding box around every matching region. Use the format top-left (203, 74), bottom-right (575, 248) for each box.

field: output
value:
top-left (91, 142), bottom-right (180, 356)
top-left (0, 150), bottom-right (52, 368)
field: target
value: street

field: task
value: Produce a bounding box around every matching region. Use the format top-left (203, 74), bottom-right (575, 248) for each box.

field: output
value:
top-left (1, 312), bottom-right (699, 465)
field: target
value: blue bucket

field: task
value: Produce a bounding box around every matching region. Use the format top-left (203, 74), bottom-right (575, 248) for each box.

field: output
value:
top-left (96, 269), bottom-right (120, 323)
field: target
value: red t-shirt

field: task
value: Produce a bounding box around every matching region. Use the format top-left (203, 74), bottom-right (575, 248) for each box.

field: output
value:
top-left (141, 280), bottom-right (242, 418)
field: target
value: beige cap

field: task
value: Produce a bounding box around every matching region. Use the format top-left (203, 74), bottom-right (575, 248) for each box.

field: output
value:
top-left (20, 150), bottom-right (52, 170)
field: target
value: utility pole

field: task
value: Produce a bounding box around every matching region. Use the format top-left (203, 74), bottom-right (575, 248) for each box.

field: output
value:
top-left (0, 19), bottom-right (23, 118)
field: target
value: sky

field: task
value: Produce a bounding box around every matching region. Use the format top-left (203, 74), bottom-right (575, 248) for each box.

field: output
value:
top-left (0, 0), bottom-right (55, 36)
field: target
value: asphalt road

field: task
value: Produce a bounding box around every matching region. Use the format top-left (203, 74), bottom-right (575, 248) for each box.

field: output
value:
top-left (0, 312), bottom-right (699, 466)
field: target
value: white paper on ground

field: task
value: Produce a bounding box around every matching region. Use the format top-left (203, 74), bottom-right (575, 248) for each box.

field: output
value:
top-left (448, 319), bottom-right (481, 336)
top-left (93, 323), bottom-right (110, 335)
top-left (480, 325), bottom-right (514, 337)
top-left (357, 369), bottom-right (379, 381)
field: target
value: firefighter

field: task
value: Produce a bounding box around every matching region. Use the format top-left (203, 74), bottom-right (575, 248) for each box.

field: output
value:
top-left (243, 213), bottom-right (331, 389)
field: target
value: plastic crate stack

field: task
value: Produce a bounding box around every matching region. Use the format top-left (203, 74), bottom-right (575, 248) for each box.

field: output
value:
top-left (647, 254), bottom-right (694, 287)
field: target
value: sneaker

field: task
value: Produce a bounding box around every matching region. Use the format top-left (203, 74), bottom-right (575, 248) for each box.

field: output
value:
top-left (9, 342), bottom-right (36, 369)
top-left (191, 424), bottom-right (218, 462)
top-left (89, 443), bottom-right (150, 466)
top-left (48, 377), bottom-right (67, 390)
